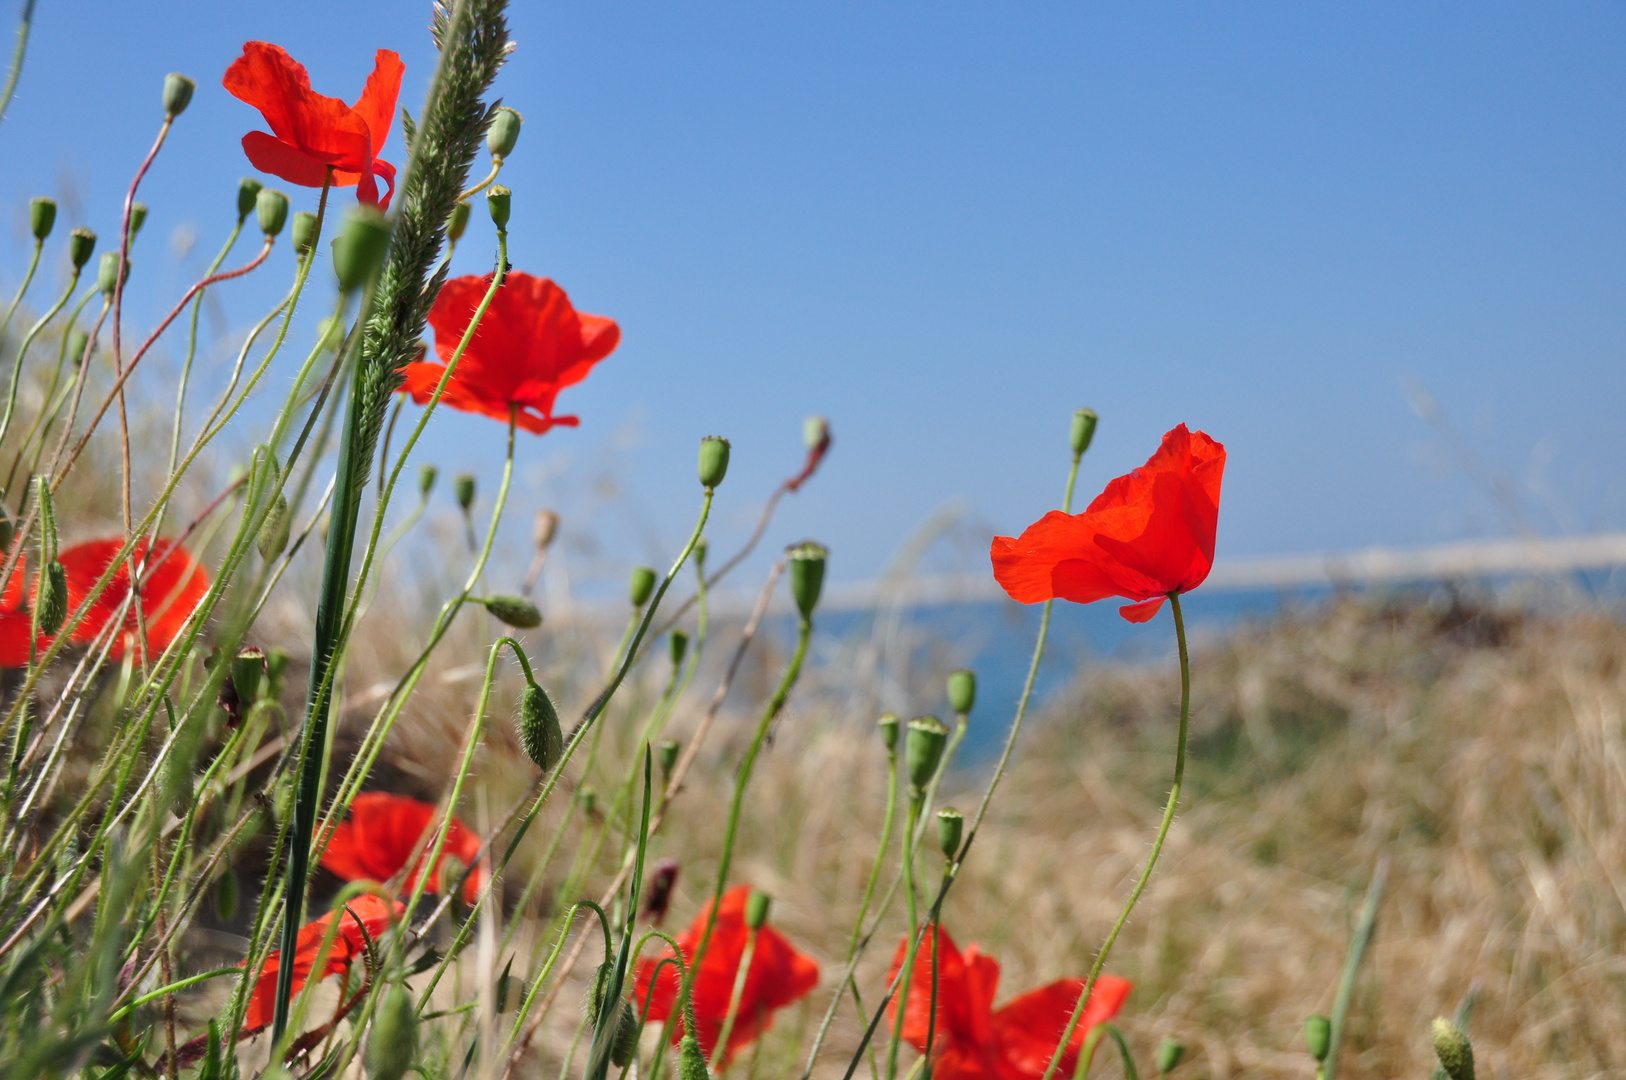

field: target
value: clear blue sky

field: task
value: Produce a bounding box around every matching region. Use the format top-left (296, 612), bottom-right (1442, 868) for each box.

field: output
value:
top-left (2, 1), bottom-right (1623, 585)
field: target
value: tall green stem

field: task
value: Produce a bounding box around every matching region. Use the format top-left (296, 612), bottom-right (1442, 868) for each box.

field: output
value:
top-left (885, 797), bottom-right (923, 1080)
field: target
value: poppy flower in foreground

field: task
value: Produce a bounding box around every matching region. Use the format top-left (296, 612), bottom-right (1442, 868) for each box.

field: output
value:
top-left (243, 893), bottom-right (403, 1031)
top-left (224, 42), bottom-right (403, 208)
top-left (888, 926), bottom-right (1132, 1080)
top-left (635, 885), bottom-right (821, 1065)
top-left (400, 271), bottom-right (620, 435)
top-left (319, 791), bottom-right (484, 905)
top-left (990, 424), bottom-right (1225, 623)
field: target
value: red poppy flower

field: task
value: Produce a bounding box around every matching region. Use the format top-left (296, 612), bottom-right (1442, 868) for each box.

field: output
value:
top-left (888, 926), bottom-right (1132, 1080)
top-left (635, 885), bottom-right (821, 1065)
top-left (319, 792), bottom-right (484, 905)
top-left (399, 272), bottom-right (620, 435)
top-left (243, 893), bottom-right (403, 1031)
top-left (991, 424), bottom-right (1226, 623)
top-left (224, 42), bottom-right (403, 208)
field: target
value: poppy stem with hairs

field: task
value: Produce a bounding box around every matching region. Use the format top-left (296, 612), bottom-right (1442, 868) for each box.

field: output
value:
top-left (1035, 591), bottom-right (1190, 1080)
top-left (710, 923), bottom-right (761, 1072)
top-left (885, 793), bottom-right (923, 1080)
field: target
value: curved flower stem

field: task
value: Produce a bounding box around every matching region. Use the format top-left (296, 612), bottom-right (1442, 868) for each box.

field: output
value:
top-left (5, 285), bottom-right (96, 495)
top-left (457, 158), bottom-right (503, 201)
top-left (710, 924), bottom-right (761, 1072)
top-left (0, 267), bottom-right (78, 451)
top-left (0, 239), bottom-right (42, 346)
top-left (498, 900), bottom-right (615, 1055)
top-left (1035, 591), bottom-right (1190, 1080)
top-left (0, 0), bottom-right (34, 131)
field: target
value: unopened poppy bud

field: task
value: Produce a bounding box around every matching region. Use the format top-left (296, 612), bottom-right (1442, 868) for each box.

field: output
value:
top-left (787, 541), bottom-right (827, 620)
top-left (657, 738), bottom-right (680, 779)
top-left (67, 329), bottom-right (91, 368)
top-left (1430, 1018), bottom-right (1473, 1080)
top-left (804, 414), bottom-right (829, 450)
top-left (1070, 409), bottom-right (1098, 458)
top-left (68, 228), bottom-right (95, 270)
top-left (878, 713), bottom-right (900, 752)
top-left (446, 200), bottom-right (471, 243)
top-left (455, 472), bottom-right (476, 512)
top-left (333, 205), bottom-right (390, 293)
top-left (365, 983), bottom-right (419, 1080)
top-left (1304, 1015), bottom-right (1331, 1062)
top-left (291, 211), bottom-right (318, 256)
top-left (236, 178), bottom-right (263, 223)
top-left (518, 682), bottom-right (563, 772)
top-left (697, 436), bottom-right (730, 489)
top-left (486, 185), bottom-right (511, 230)
top-left (610, 998), bottom-right (640, 1067)
top-left (232, 646), bottom-right (266, 705)
top-left (256, 188), bottom-right (289, 238)
top-left (487, 106), bottom-right (523, 159)
top-left (97, 252), bottom-right (124, 295)
top-left (534, 508), bottom-right (559, 549)
top-left (905, 716), bottom-right (948, 793)
top-left (947, 669), bottom-right (976, 715)
top-left (669, 629), bottom-right (688, 668)
top-left (162, 73), bottom-right (195, 118)
top-left (936, 807), bottom-right (963, 858)
top-left (127, 203), bottom-right (148, 243)
top-left (678, 1029), bottom-right (709, 1080)
top-left (579, 785), bottom-right (598, 816)
top-left (588, 961), bottom-right (612, 1018)
top-left (482, 594), bottom-right (542, 629)
top-left (745, 889), bottom-right (771, 930)
top-left (29, 197), bottom-right (55, 242)
top-left (628, 566), bottom-right (657, 607)
top-left (37, 560), bottom-right (67, 634)
top-left (418, 463), bottom-right (438, 498)
top-left (257, 493), bottom-right (290, 561)
top-left (1156, 1038), bottom-right (1186, 1075)
top-left (643, 857), bottom-right (679, 922)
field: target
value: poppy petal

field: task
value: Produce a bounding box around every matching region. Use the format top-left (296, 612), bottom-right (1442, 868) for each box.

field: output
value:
top-left (1117, 597), bottom-right (1166, 623)
top-left (242, 131), bottom-right (338, 189)
top-left (988, 975), bottom-right (1132, 1080)
top-left (351, 50), bottom-right (404, 159)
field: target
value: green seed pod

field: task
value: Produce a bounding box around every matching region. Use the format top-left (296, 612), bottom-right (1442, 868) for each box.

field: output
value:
top-left (291, 211), bottom-right (318, 256)
top-left (365, 983), bottom-right (419, 1080)
top-left (418, 463), bottom-right (438, 498)
top-left (629, 566), bottom-right (657, 608)
top-left (947, 669), bottom-right (976, 715)
top-left (697, 436), bottom-right (730, 489)
top-left (787, 541), bottom-right (827, 620)
top-left (746, 889), bottom-right (771, 930)
top-left (905, 716), bottom-right (948, 793)
top-left (126, 203), bottom-right (148, 243)
top-left (97, 252), bottom-right (124, 295)
top-left (679, 1028), bottom-right (709, 1080)
top-left (878, 713), bottom-right (900, 752)
top-left (1304, 1015), bottom-right (1331, 1063)
top-left (669, 629), bottom-right (689, 669)
top-left (255, 188), bottom-right (289, 238)
top-left (487, 106), bottom-right (523, 159)
top-left (215, 869), bottom-right (238, 923)
top-left (610, 998), bottom-right (640, 1067)
top-left (486, 185), bottom-right (511, 230)
top-left (518, 682), bottom-right (563, 773)
top-left (657, 738), bottom-right (680, 779)
top-left (162, 73), bottom-right (196, 118)
top-left (1070, 408), bottom-right (1098, 458)
top-left (1430, 1017), bottom-right (1473, 1080)
top-left (231, 647), bottom-right (266, 705)
top-left (446, 200), bottom-right (471, 244)
top-left (29, 197), bottom-right (56, 242)
top-left (936, 807), bottom-right (963, 859)
top-left (483, 595), bottom-right (543, 629)
top-left (257, 492), bottom-right (290, 562)
top-left (67, 228), bottom-right (96, 270)
top-left (37, 560), bottom-right (67, 635)
top-left (67, 328), bottom-right (91, 367)
top-left (455, 472), bottom-right (476, 513)
top-left (1156, 1037), bottom-right (1186, 1076)
top-left (333, 205), bottom-right (390, 293)
top-left (237, 178), bottom-right (263, 223)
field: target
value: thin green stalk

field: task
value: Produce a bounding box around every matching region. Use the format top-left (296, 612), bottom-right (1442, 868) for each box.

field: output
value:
top-left (5, 284), bottom-right (95, 493)
top-left (0, 239), bottom-right (40, 346)
top-left (884, 797), bottom-right (923, 1080)
top-left (0, 266), bottom-right (76, 448)
top-left (710, 925), bottom-right (761, 1072)
top-left (0, 0), bottom-right (35, 130)
top-left (1323, 857), bottom-right (1388, 1080)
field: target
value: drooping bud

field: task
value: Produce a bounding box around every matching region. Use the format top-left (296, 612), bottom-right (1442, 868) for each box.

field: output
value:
top-left (446, 200), bottom-right (471, 244)
top-left (947, 669), bottom-right (976, 715)
top-left (36, 560), bottom-right (67, 635)
top-left (905, 716), bottom-right (948, 794)
top-left (936, 807), bottom-right (963, 858)
top-left (66, 328), bottom-right (91, 368)
top-left (364, 983), bottom-right (419, 1080)
top-left (643, 857), bottom-right (679, 923)
top-left (126, 203), bottom-right (148, 243)
top-left (236, 178), bottom-right (263, 224)
top-left (534, 509), bottom-right (559, 549)
top-left (97, 252), bottom-right (124, 295)
top-left (482, 594), bottom-right (542, 629)
top-left (1156, 1038), bottom-right (1186, 1075)
top-left (418, 464), bottom-right (438, 498)
top-left (1304, 1015), bottom-right (1331, 1063)
top-left (29, 197), bottom-right (56, 242)
top-left (1070, 409), bottom-right (1098, 458)
top-left (162, 74), bottom-right (196, 118)
top-left (587, 962), bottom-right (612, 1018)
top-left (454, 473), bottom-right (476, 513)
top-left (486, 185), bottom-right (511, 230)
top-left (878, 713), bottom-right (900, 752)
top-left (255, 188), bottom-right (289, 238)
top-left (291, 211), bottom-right (318, 256)
top-left (487, 106), bottom-right (523, 159)
top-left (669, 629), bottom-right (689, 669)
top-left (678, 1029), bottom-right (709, 1080)
top-left (333, 205), bottom-right (390, 293)
top-left (1430, 1018), bottom-right (1473, 1080)
top-left (697, 436), bottom-right (730, 489)
top-left (68, 228), bottom-right (95, 270)
top-left (257, 493), bottom-right (290, 561)
top-left (518, 682), bottom-right (563, 773)
top-left (609, 998), bottom-right (641, 1067)
top-left (786, 541), bottom-right (827, 620)
top-left (657, 738), bottom-right (680, 780)
top-left (628, 566), bottom-right (657, 608)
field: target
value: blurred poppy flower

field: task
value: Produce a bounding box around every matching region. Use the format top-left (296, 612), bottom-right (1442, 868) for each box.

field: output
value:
top-left (400, 272), bottom-right (620, 435)
top-left (243, 893), bottom-right (402, 1031)
top-left (224, 42), bottom-right (403, 208)
top-left (635, 885), bottom-right (820, 1065)
top-left (990, 424), bottom-right (1225, 623)
top-left (888, 925), bottom-right (1132, 1080)
top-left (319, 791), bottom-right (484, 904)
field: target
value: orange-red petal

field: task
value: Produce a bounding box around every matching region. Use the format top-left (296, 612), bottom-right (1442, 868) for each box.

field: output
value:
top-left (986, 975), bottom-right (1132, 1080)
top-left (242, 894), bottom-right (402, 1031)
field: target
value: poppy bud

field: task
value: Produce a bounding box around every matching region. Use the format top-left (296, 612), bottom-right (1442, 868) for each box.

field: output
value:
top-left (487, 106), bottom-right (523, 159)
top-left (1430, 1018), bottom-right (1473, 1080)
top-left (657, 738), bottom-right (680, 780)
top-left (236, 178), bottom-right (263, 224)
top-left (215, 870), bottom-right (238, 923)
top-left (1304, 1015), bottom-right (1330, 1062)
top-left (587, 962), bottom-right (612, 1018)
top-left (787, 541), bottom-right (827, 620)
top-left (37, 560), bottom-right (67, 635)
top-left (643, 857), bottom-right (679, 922)
top-left (878, 713), bottom-right (900, 752)
top-left (455, 472), bottom-right (476, 513)
top-left (610, 998), bottom-right (641, 1067)
top-left (579, 785), bottom-right (598, 817)
top-left (1070, 409), bottom-right (1098, 458)
top-left (905, 716), bottom-right (948, 794)
top-left (97, 252), bottom-right (124, 295)
top-left (1156, 1038), bottom-right (1186, 1075)
top-left (418, 464), bottom-right (438, 498)
top-left (365, 983), bottom-right (419, 1080)
top-left (291, 211), bottom-right (318, 257)
top-left (697, 436), bottom-right (730, 490)
top-left (518, 682), bottom-right (563, 773)
top-left (333, 205), bottom-right (390, 293)
top-left (947, 669), bottom-right (975, 715)
top-left (68, 228), bottom-right (95, 270)
top-left (628, 566), bottom-right (657, 607)
top-left (446, 200), bottom-right (471, 244)
top-left (678, 1029), bottom-right (709, 1080)
top-left (669, 629), bottom-right (688, 669)
top-left (804, 414), bottom-right (829, 451)
top-left (486, 185), bottom-right (511, 230)
top-left (534, 509), bottom-right (559, 549)
top-left (257, 493), bottom-right (290, 561)
top-left (745, 889), bottom-right (771, 930)
top-left (482, 594), bottom-right (542, 629)
top-left (256, 188), bottom-right (289, 238)
top-left (127, 203), bottom-right (148, 244)
top-left (29, 197), bottom-right (55, 242)
top-left (936, 807), bottom-right (963, 858)
top-left (67, 329), bottom-right (91, 368)
top-left (232, 647), bottom-right (266, 706)
top-left (162, 73), bottom-right (195, 118)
